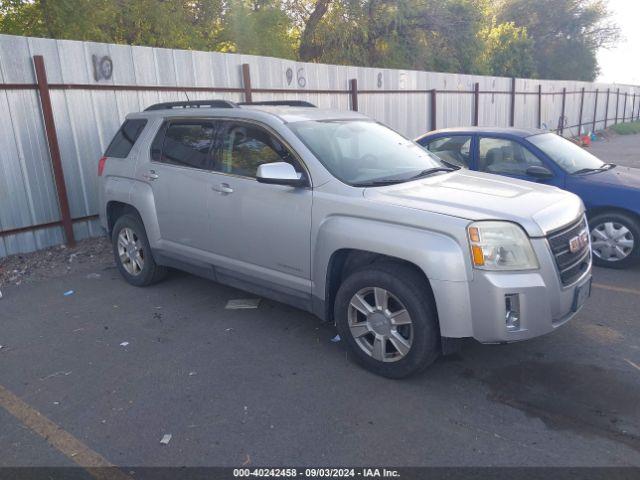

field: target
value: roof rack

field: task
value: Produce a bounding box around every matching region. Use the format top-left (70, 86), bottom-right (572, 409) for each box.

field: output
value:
top-left (144, 100), bottom-right (239, 111)
top-left (239, 100), bottom-right (317, 108)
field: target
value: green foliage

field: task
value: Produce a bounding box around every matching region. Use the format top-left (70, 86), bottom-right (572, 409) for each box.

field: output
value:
top-left (0, 0), bottom-right (621, 81)
top-left (610, 121), bottom-right (640, 135)
top-left (479, 21), bottom-right (535, 77)
top-left (496, 0), bottom-right (620, 81)
top-left (221, 1), bottom-right (297, 58)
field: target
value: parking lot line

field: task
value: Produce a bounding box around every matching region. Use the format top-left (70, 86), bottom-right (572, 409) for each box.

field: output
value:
top-left (593, 283), bottom-right (640, 296)
top-left (0, 384), bottom-right (131, 480)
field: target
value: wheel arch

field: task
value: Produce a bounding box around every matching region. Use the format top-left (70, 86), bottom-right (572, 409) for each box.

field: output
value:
top-left (323, 249), bottom-right (436, 324)
top-left (106, 201), bottom-right (141, 234)
top-left (587, 206), bottom-right (640, 225)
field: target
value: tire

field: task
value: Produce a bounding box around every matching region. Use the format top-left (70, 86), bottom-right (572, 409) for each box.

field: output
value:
top-left (334, 262), bottom-right (440, 379)
top-left (111, 213), bottom-right (168, 286)
top-left (589, 211), bottom-right (640, 269)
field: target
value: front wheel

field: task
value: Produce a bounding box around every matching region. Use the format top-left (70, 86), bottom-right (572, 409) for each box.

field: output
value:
top-left (334, 262), bottom-right (440, 379)
top-left (589, 212), bottom-right (640, 269)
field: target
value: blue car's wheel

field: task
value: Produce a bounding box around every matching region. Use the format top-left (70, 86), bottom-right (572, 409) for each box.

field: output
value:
top-left (589, 212), bottom-right (640, 269)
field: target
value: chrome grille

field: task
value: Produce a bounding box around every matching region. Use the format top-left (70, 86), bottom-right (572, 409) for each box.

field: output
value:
top-left (547, 217), bottom-right (591, 286)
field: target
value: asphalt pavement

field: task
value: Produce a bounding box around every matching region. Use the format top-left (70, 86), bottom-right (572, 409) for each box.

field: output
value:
top-left (1, 256), bottom-right (639, 468)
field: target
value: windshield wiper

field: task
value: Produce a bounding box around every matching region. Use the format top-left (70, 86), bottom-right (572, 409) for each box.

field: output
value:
top-left (408, 166), bottom-right (458, 180)
top-left (572, 163), bottom-right (616, 175)
top-left (352, 166), bottom-right (458, 187)
top-left (352, 179), bottom-right (407, 187)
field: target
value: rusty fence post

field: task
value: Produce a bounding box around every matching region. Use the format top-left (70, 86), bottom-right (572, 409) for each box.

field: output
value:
top-left (623, 92), bottom-right (628, 122)
top-left (537, 84), bottom-right (542, 129)
top-left (472, 82), bottom-right (480, 126)
top-left (632, 93), bottom-right (636, 121)
top-left (430, 89), bottom-right (437, 131)
top-left (509, 78), bottom-right (516, 127)
top-left (615, 89), bottom-right (620, 124)
top-left (578, 87), bottom-right (585, 136)
top-left (33, 55), bottom-right (75, 247)
top-left (559, 87), bottom-right (566, 135)
top-left (604, 88), bottom-right (610, 129)
top-left (241, 63), bottom-right (252, 103)
top-left (592, 88), bottom-right (598, 132)
top-left (349, 79), bottom-right (358, 112)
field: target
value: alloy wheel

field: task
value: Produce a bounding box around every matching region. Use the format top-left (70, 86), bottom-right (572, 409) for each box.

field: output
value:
top-left (117, 227), bottom-right (145, 275)
top-left (347, 287), bottom-right (413, 362)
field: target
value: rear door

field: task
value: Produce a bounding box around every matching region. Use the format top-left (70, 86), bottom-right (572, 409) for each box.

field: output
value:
top-left (138, 119), bottom-right (218, 256)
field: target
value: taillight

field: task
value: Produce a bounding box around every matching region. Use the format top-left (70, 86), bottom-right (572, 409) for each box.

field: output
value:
top-left (98, 156), bottom-right (107, 176)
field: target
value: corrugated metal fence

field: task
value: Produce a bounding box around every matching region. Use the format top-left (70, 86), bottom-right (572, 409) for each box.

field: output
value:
top-left (1, 33), bottom-right (639, 258)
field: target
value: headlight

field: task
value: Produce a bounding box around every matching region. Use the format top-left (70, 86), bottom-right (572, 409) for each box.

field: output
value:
top-left (467, 221), bottom-right (539, 270)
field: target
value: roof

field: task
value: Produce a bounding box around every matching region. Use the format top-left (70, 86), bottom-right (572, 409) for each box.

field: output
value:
top-left (416, 126), bottom-right (547, 140)
top-left (131, 102), bottom-right (369, 124)
top-left (242, 105), bottom-right (368, 123)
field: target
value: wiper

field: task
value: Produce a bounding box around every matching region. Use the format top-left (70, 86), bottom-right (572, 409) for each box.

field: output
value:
top-left (572, 163), bottom-right (616, 175)
top-left (352, 179), bottom-right (407, 187)
top-left (408, 166), bottom-right (458, 180)
top-left (352, 166), bottom-right (458, 187)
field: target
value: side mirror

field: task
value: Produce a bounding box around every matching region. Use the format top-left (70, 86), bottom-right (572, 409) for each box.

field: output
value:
top-left (526, 165), bottom-right (554, 179)
top-left (256, 162), bottom-right (307, 187)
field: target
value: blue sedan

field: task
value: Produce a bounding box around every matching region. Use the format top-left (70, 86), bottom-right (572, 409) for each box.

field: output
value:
top-left (416, 127), bottom-right (640, 268)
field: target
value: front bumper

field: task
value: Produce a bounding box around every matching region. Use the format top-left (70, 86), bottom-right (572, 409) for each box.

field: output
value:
top-left (432, 237), bottom-right (592, 343)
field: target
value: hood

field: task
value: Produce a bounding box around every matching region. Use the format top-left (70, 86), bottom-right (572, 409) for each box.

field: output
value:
top-left (580, 165), bottom-right (640, 188)
top-left (363, 170), bottom-right (583, 237)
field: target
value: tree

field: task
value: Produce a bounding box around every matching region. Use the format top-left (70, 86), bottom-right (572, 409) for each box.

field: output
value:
top-left (495, 0), bottom-right (620, 80)
top-left (479, 21), bottom-right (535, 77)
top-left (0, 0), bottom-right (620, 81)
top-left (220, 1), bottom-right (297, 58)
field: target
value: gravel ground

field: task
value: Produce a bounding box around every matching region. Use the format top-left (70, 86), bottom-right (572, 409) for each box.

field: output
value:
top-left (0, 236), bottom-right (112, 288)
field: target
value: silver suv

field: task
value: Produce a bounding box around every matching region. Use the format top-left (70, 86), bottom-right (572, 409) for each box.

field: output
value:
top-left (98, 100), bottom-right (592, 378)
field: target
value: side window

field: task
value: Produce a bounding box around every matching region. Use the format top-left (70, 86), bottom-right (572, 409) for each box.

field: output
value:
top-left (478, 137), bottom-right (542, 175)
top-left (155, 121), bottom-right (215, 170)
top-left (217, 122), bottom-right (300, 177)
top-left (105, 119), bottom-right (147, 158)
top-left (425, 135), bottom-right (472, 168)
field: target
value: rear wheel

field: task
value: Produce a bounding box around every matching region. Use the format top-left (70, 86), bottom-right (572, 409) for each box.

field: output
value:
top-left (111, 213), bottom-right (168, 286)
top-left (589, 211), bottom-right (640, 269)
top-left (334, 262), bottom-right (440, 379)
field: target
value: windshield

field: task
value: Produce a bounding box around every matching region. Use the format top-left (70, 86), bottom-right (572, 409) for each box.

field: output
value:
top-left (288, 120), bottom-right (448, 185)
top-left (528, 133), bottom-right (605, 174)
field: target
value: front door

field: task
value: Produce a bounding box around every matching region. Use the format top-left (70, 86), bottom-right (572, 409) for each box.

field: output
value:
top-left (475, 136), bottom-right (563, 188)
top-left (206, 120), bottom-right (313, 296)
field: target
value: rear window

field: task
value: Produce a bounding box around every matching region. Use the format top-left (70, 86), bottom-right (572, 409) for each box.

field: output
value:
top-left (105, 119), bottom-right (148, 158)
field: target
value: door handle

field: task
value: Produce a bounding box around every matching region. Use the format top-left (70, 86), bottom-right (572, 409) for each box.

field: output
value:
top-left (212, 183), bottom-right (234, 194)
top-left (142, 170), bottom-right (159, 181)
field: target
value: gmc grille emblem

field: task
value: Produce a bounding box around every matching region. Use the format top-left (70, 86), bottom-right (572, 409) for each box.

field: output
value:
top-left (569, 230), bottom-right (589, 253)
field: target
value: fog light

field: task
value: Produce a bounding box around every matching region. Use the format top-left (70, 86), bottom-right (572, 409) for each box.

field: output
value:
top-left (505, 294), bottom-right (521, 331)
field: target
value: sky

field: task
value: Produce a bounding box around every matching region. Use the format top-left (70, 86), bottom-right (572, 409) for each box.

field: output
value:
top-left (597, 0), bottom-right (640, 85)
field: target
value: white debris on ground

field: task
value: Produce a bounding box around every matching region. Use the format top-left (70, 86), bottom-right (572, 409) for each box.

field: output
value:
top-left (119, 341), bottom-right (130, 347)
top-left (160, 434), bottom-right (172, 445)
top-left (225, 298), bottom-right (261, 309)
